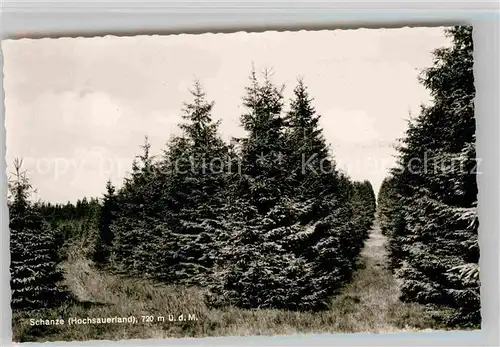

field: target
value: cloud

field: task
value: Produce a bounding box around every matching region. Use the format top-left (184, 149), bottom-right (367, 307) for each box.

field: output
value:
top-left (56, 90), bottom-right (123, 127)
top-left (4, 27), bottom-right (449, 203)
top-left (322, 109), bottom-right (378, 144)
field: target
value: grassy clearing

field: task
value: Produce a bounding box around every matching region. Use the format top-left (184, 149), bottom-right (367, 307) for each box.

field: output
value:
top-left (13, 223), bottom-right (452, 342)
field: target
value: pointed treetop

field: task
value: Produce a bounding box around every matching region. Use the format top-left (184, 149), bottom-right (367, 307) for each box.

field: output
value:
top-left (105, 179), bottom-right (116, 197)
top-left (8, 158), bottom-right (35, 208)
top-left (177, 80), bottom-right (223, 153)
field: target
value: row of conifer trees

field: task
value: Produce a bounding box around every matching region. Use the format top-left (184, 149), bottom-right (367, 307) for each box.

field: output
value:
top-left (377, 26), bottom-right (480, 327)
top-left (9, 68), bottom-right (377, 312)
top-left (96, 70), bottom-right (377, 311)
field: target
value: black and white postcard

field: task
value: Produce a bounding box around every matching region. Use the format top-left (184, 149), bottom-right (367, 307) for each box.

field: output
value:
top-left (2, 26), bottom-right (479, 343)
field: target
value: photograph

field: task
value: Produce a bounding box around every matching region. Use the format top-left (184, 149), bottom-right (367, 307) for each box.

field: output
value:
top-left (2, 25), bottom-right (479, 343)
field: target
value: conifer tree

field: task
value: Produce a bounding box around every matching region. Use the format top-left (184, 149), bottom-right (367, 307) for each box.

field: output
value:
top-left (94, 180), bottom-right (118, 265)
top-left (9, 158), bottom-right (66, 311)
top-left (110, 83), bottom-right (229, 284)
top-left (377, 177), bottom-right (394, 234)
top-left (350, 180), bottom-right (376, 237)
top-left (285, 78), bottom-right (336, 200)
top-left (238, 68), bottom-right (287, 213)
top-left (165, 80), bottom-right (228, 217)
top-left (110, 136), bottom-right (162, 275)
top-left (159, 81), bottom-right (229, 284)
top-left (207, 70), bottom-right (368, 311)
top-left (380, 26), bottom-right (479, 327)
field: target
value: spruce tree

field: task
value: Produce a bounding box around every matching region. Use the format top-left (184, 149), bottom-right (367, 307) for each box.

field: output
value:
top-left (160, 81), bottom-right (229, 284)
top-left (285, 78), bottom-right (336, 200)
top-left (207, 71), bottom-right (367, 311)
top-left (110, 136), bottom-right (163, 276)
top-left (380, 26), bottom-right (479, 327)
top-left (165, 80), bottom-right (228, 217)
top-left (94, 180), bottom-right (118, 265)
top-left (9, 159), bottom-right (66, 311)
top-left (238, 68), bottom-right (287, 213)
top-left (350, 180), bottom-right (376, 238)
top-left (110, 83), bottom-right (229, 284)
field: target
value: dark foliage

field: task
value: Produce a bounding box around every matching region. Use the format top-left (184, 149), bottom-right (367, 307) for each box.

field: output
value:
top-left (377, 26), bottom-right (479, 328)
top-left (94, 180), bottom-right (118, 264)
top-left (8, 159), bottom-right (67, 311)
top-left (350, 180), bottom-right (377, 238)
top-left (109, 83), bottom-right (229, 284)
top-left (94, 72), bottom-right (373, 311)
top-left (205, 72), bottom-right (371, 310)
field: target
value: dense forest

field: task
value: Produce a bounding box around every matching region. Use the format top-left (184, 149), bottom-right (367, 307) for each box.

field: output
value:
top-left (8, 26), bottom-right (479, 341)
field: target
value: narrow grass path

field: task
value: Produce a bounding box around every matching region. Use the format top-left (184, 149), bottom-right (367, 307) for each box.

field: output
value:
top-left (325, 220), bottom-right (441, 333)
top-left (13, 220), bottom-right (442, 342)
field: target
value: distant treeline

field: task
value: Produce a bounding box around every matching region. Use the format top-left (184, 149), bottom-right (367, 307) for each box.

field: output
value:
top-left (38, 198), bottom-right (100, 225)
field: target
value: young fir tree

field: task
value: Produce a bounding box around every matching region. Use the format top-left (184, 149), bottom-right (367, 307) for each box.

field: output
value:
top-left (377, 176), bottom-right (407, 271)
top-left (237, 68), bottom-right (288, 213)
top-left (285, 79), bottom-right (369, 294)
top-left (159, 81), bottom-right (229, 284)
top-left (285, 78), bottom-right (336, 200)
top-left (207, 72), bottom-right (367, 312)
top-left (207, 69), bottom-right (297, 306)
top-left (110, 136), bottom-right (164, 276)
top-left (377, 177), bottom-right (395, 235)
top-left (9, 159), bottom-right (66, 311)
top-left (166, 80), bottom-right (228, 217)
top-left (110, 83), bottom-right (229, 284)
top-left (350, 180), bottom-right (376, 238)
top-left (94, 179), bottom-right (118, 265)
top-left (381, 26), bottom-right (479, 327)
top-left (285, 79), bottom-right (369, 289)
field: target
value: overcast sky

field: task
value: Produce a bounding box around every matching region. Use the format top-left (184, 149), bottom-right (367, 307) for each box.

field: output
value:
top-left (3, 26), bottom-right (450, 204)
